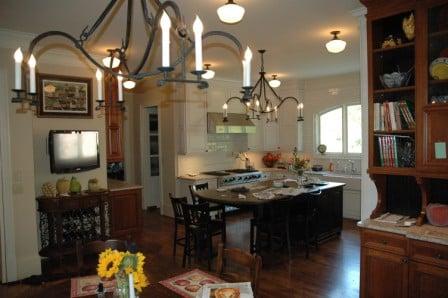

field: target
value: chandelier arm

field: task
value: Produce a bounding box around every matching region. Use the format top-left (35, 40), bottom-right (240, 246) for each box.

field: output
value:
top-left (141, 0), bottom-right (155, 26)
top-left (122, 0), bottom-right (133, 51)
top-left (225, 96), bottom-right (243, 105)
top-left (278, 96), bottom-right (300, 109)
top-left (79, 0), bottom-right (119, 44)
top-left (131, 1), bottom-right (187, 74)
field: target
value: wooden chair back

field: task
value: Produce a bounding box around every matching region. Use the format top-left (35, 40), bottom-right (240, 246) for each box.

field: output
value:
top-left (216, 243), bottom-right (262, 297)
top-left (170, 194), bottom-right (188, 221)
top-left (189, 182), bottom-right (209, 205)
top-left (181, 202), bottom-right (210, 229)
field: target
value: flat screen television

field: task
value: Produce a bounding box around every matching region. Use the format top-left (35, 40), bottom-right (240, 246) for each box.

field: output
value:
top-left (49, 130), bottom-right (100, 174)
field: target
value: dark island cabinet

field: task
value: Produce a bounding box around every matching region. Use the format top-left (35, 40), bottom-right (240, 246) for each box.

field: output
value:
top-left (316, 186), bottom-right (343, 242)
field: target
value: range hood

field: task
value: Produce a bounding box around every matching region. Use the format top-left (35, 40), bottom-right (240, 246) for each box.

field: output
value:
top-left (207, 112), bottom-right (256, 134)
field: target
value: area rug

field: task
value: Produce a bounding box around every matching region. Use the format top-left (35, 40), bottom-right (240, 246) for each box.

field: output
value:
top-left (70, 275), bottom-right (116, 298)
top-left (159, 269), bottom-right (225, 298)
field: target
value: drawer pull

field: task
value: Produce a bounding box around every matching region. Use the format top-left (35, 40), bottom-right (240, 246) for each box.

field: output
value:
top-left (381, 240), bottom-right (388, 245)
top-left (402, 258), bottom-right (408, 264)
top-left (437, 254), bottom-right (444, 260)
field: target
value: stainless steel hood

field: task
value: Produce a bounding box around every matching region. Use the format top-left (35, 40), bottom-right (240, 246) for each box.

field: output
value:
top-left (207, 112), bottom-right (256, 134)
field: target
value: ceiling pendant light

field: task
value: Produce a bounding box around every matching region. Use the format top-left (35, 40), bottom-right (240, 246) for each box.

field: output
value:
top-left (268, 75), bottom-right (281, 88)
top-left (123, 80), bottom-right (136, 89)
top-left (217, 0), bottom-right (245, 24)
top-left (222, 50), bottom-right (304, 123)
top-left (326, 31), bottom-right (347, 53)
top-left (202, 64), bottom-right (215, 80)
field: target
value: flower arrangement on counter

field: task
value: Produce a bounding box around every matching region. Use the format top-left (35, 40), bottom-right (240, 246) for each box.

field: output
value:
top-left (97, 248), bottom-right (149, 295)
top-left (262, 152), bottom-right (281, 168)
top-left (291, 148), bottom-right (310, 175)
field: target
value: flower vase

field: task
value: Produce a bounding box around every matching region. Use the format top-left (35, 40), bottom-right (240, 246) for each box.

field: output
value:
top-left (114, 271), bottom-right (129, 298)
top-left (296, 168), bottom-right (305, 186)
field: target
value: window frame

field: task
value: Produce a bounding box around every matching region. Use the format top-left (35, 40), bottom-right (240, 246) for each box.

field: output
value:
top-left (315, 102), bottom-right (362, 158)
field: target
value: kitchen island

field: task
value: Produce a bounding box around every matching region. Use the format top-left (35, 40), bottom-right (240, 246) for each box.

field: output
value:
top-left (196, 180), bottom-right (345, 250)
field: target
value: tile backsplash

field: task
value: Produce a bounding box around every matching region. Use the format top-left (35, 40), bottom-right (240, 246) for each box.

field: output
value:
top-left (206, 134), bottom-right (248, 153)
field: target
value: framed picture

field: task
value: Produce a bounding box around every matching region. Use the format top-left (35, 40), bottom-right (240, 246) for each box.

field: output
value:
top-left (37, 73), bottom-right (92, 118)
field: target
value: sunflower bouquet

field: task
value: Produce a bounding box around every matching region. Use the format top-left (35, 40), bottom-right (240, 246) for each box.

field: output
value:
top-left (290, 147), bottom-right (310, 175)
top-left (97, 248), bottom-right (149, 295)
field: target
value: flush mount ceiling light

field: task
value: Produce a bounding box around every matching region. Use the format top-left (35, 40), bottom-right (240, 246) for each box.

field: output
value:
top-left (123, 80), bottom-right (136, 89)
top-left (325, 31), bottom-right (347, 54)
top-left (102, 55), bottom-right (121, 68)
top-left (268, 75), bottom-right (281, 88)
top-left (217, 0), bottom-right (245, 24)
top-left (202, 63), bottom-right (215, 79)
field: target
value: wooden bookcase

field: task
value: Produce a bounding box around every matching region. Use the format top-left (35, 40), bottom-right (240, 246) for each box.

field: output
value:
top-left (363, 0), bottom-right (448, 225)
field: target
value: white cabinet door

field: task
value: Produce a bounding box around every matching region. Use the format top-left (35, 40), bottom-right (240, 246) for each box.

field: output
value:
top-left (263, 121), bottom-right (279, 151)
top-left (182, 84), bottom-right (208, 154)
top-left (247, 119), bottom-right (263, 151)
top-left (278, 99), bottom-right (303, 152)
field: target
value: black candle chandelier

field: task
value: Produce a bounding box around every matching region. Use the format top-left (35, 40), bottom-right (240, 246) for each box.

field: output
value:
top-left (10, 0), bottom-right (244, 110)
top-left (223, 50), bottom-right (304, 123)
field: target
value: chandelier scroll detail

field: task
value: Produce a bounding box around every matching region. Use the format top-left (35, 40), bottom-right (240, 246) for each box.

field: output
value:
top-left (11, 0), bottom-right (245, 111)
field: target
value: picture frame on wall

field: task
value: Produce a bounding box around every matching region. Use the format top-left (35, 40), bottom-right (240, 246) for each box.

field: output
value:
top-left (37, 73), bottom-right (92, 118)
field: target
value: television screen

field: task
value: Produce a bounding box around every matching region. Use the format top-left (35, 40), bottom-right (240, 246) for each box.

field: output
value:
top-left (49, 130), bottom-right (100, 173)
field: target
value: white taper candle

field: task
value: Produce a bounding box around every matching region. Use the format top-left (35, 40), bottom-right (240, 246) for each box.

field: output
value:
top-left (117, 71), bottom-right (123, 102)
top-left (14, 48), bottom-right (23, 90)
top-left (160, 11), bottom-right (171, 67)
top-left (193, 16), bottom-right (204, 71)
top-left (96, 69), bottom-right (103, 101)
top-left (28, 54), bottom-right (36, 93)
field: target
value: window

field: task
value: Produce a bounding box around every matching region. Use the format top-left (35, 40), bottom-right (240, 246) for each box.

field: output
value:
top-left (317, 104), bottom-right (362, 155)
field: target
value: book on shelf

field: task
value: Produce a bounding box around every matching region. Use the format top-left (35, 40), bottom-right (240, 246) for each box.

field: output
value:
top-left (375, 134), bottom-right (415, 167)
top-left (373, 100), bottom-right (415, 131)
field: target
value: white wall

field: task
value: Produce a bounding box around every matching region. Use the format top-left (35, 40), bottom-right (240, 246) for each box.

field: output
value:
top-left (0, 29), bottom-right (108, 280)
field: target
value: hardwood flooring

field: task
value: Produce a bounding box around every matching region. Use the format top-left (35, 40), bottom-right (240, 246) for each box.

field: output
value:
top-left (0, 210), bottom-right (360, 298)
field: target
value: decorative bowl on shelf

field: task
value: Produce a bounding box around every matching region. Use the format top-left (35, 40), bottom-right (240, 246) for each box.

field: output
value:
top-left (427, 203), bottom-right (448, 227)
top-left (379, 67), bottom-right (413, 89)
top-left (430, 57), bottom-right (448, 80)
top-left (311, 165), bottom-right (324, 172)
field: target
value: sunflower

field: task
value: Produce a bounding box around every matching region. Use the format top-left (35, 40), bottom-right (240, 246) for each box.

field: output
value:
top-left (133, 271), bottom-right (149, 293)
top-left (97, 249), bottom-right (123, 278)
top-left (136, 252), bottom-right (145, 272)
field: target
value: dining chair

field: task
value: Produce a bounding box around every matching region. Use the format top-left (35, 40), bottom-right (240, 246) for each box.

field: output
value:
top-left (169, 194), bottom-right (188, 257)
top-left (75, 239), bottom-right (127, 275)
top-left (290, 189), bottom-right (321, 258)
top-left (250, 198), bottom-right (292, 260)
top-left (189, 183), bottom-right (209, 205)
top-left (181, 202), bottom-right (214, 270)
top-left (216, 243), bottom-right (262, 297)
top-left (189, 183), bottom-right (227, 244)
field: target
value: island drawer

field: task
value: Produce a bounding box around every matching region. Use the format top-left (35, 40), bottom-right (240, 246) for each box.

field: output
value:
top-left (409, 239), bottom-right (448, 268)
top-left (362, 229), bottom-right (407, 255)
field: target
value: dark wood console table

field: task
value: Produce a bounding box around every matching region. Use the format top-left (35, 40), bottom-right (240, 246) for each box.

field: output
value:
top-left (36, 191), bottom-right (110, 258)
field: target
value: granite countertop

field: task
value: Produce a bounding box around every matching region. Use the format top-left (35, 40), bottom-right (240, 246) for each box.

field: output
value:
top-left (358, 219), bottom-right (448, 246)
top-left (177, 174), bottom-right (218, 181)
top-left (108, 179), bottom-right (143, 191)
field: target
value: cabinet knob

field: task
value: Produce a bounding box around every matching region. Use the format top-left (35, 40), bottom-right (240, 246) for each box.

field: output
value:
top-left (437, 254), bottom-right (444, 260)
top-left (381, 240), bottom-right (388, 245)
top-left (402, 258), bottom-right (408, 264)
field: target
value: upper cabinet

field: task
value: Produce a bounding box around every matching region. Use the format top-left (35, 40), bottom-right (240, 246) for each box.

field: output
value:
top-left (365, 0), bottom-right (448, 178)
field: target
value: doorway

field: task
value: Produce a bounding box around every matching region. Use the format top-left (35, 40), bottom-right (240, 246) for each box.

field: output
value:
top-left (141, 106), bottom-right (162, 209)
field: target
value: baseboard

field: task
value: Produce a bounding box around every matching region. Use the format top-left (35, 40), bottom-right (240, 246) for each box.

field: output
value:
top-left (15, 254), bottom-right (41, 281)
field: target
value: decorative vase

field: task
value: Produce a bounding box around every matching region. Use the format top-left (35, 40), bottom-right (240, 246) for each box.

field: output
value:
top-left (88, 178), bottom-right (100, 192)
top-left (70, 177), bottom-right (82, 194)
top-left (114, 271), bottom-right (129, 298)
top-left (56, 178), bottom-right (70, 196)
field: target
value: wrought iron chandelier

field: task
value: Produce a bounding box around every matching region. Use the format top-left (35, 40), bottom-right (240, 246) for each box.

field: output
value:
top-left (11, 0), bottom-right (244, 110)
top-left (223, 50), bottom-right (304, 123)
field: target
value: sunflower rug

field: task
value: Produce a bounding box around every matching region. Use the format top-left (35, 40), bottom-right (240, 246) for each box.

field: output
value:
top-left (159, 269), bottom-right (224, 297)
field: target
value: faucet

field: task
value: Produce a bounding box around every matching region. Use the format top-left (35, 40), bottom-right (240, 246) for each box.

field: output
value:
top-left (348, 160), bottom-right (355, 174)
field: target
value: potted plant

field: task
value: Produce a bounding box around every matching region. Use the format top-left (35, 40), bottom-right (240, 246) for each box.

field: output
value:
top-left (262, 152), bottom-right (281, 168)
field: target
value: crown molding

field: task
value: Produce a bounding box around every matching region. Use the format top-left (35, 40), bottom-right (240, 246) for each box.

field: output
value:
top-left (0, 28), bottom-right (103, 69)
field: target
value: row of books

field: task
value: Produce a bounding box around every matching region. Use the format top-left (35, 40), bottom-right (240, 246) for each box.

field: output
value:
top-left (376, 135), bottom-right (415, 167)
top-left (373, 100), bottom-right (415, 131)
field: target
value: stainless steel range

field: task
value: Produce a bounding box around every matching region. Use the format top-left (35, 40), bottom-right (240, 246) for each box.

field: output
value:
top-left (202, 169), bottom-right (268, 188)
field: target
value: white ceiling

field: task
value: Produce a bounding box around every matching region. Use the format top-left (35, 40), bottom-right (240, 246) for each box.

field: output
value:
top-left (0, 0), bottom-right (362, 80)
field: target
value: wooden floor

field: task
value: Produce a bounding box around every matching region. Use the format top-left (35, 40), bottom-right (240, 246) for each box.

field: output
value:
top-left (0, 210), bottom-right (361, 298)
